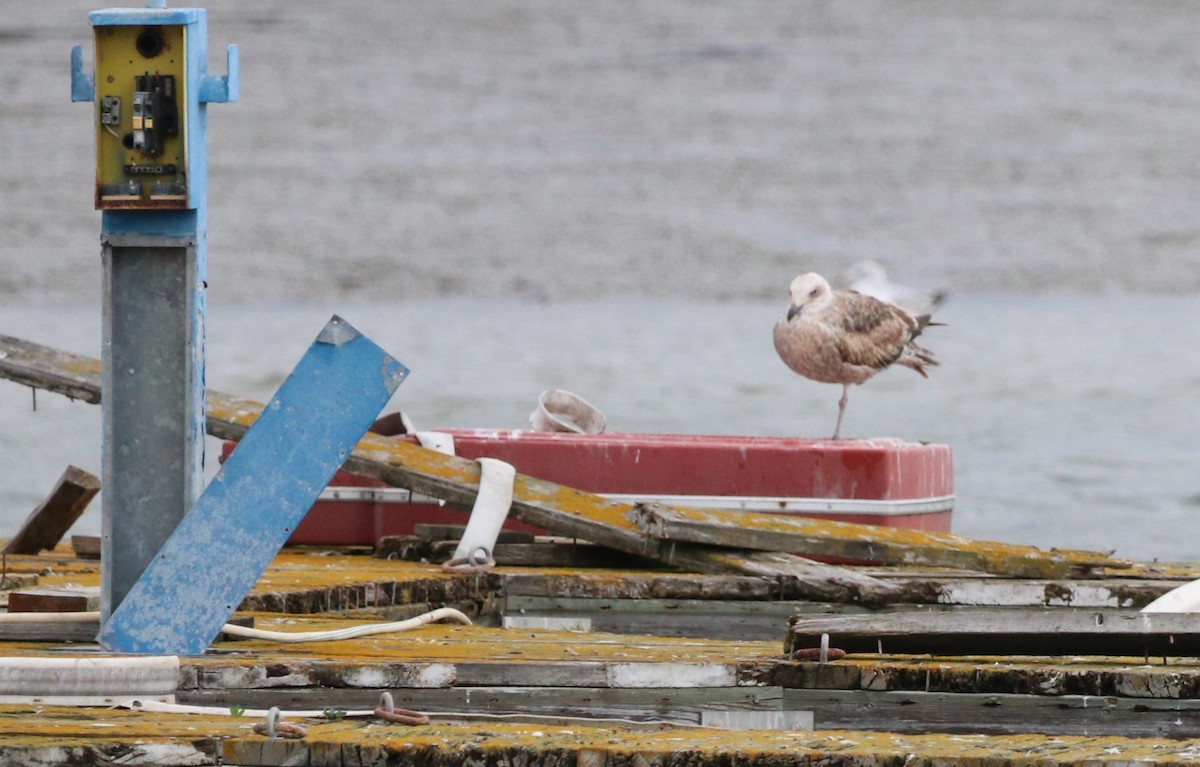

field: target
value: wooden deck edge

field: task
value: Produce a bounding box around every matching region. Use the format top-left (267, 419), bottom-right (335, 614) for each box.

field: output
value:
top-left (2, 708), bottom-right (1200, 766)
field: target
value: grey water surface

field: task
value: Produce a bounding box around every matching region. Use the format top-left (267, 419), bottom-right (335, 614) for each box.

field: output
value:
top-left (1, 1), bottom-right (1198, 560)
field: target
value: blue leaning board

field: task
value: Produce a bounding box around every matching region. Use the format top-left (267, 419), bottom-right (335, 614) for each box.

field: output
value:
top-left (98, 315), bottom-right (408, 654)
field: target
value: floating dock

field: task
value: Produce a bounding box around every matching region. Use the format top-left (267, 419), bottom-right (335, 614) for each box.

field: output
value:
top-left (1, 546), bottom-right (1200, 765)
top-left (4, 335), bottom-right (1200, 764)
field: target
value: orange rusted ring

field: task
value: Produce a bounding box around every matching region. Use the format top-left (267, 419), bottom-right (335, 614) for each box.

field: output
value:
top-left (375, 692), bottom-right (431, 725)
top-left (374, 706), bottom-right (431, 725)
top-left (790, 646), bottom-right (847, 662)
top-left (440, 553), bottom-right (495, 574)
top-left (253, 707), bottom-right (308, 739)
top-left (790, 632), bottom-right (846, 663)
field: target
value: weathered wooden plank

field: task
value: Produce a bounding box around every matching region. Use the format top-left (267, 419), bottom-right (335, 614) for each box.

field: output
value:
top-left (0, 335), bottom-right (101, 403)
top-left (452, 662), bottom-right (610, 687)
top-left (378, 536), bottom-right (664, 569)
top-left (339, 440), bottom-right (897, 599)
top-left (180, 686), bottom-right (785, 724)
top-left (503, 596), bottom-right (820, 641)
top-left (3, 466), bottom-right (100, 555)
top-left (788, 688), bottom-right (1200, 739)
top-left (633, 501), bottom-right (1131, 579)
top-left (71, 534), bottom-right (102, 560)
top-left (4, 703), bottom-right (1199, 767)
top-left (882, 576), bottom-right (1175, 608)
top-left (501, 572), bottom-right (783, 601)
top-left (502, 570), bottom-right (1175, 609)
top-left (192, 660), bottom-right (455, 691)
top-left (490, 542), bottom-right (661, 568)
top-left (786, 609), bottom-right (1200, 657)
top-left (0, 335), bottom-right (899, 603)
top-left (0, 621), bottom-right (100, 643)
top-left (773, 653), bottom-right (1200, 700)
top-left (653, 545), bottom-right (896, 600)
top-left (8, 587), bottom-right (100, 613)
top-left (501, 578), bottom-right (1184, 641)
top-left (412, 524), bottom-right (535, 544)
top-left (0, 616), bottom-right (257, 645)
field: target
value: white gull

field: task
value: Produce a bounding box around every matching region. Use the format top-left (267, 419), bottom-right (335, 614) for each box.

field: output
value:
top-left (773, 272), bottom-right (939, 440)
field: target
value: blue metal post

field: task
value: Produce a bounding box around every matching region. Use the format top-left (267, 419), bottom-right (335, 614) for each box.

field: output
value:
top-left (99, 316), bottom-right (408, 655)
top-left (73, 4), bottom-right (237, 622)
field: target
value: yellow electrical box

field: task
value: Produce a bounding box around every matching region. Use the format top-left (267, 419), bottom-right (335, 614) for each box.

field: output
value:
top-left (93, 24), bottom-right (188, 209)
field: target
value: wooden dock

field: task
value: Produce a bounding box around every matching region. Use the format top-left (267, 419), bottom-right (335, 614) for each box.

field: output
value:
top-left (5, 334), bottom-right (1200, 764)
top-left (0, 546), bottom-right (1197, 764)
top-left (6, 704), bottom-right (1200, 766)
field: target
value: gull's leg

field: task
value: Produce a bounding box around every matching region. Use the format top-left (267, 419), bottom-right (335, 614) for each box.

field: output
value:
top-left (831, 383), bottom-right (850, 440)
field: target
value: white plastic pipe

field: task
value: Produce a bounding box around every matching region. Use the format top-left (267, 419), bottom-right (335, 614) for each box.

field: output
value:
top-left (0, 655), bottom-right (178, 704)
top-left (0, 611), bottom-right (101, 623)
top-left (218, 607), bottom-right (471, 642)
top-left (1142, 579), bottom-right (1200, 613)
top-left (125, 697), bottom-right (380, 719)
top-left (0, 608), bottom-right (472, 642)
top-left (415, 431), bottom-right (456, 456)
top-left (451, 457), bottom-right (516, 564)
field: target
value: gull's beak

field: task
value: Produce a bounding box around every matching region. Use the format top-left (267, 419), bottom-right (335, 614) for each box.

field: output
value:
top-left (786, 304), bottom-right (801, 321)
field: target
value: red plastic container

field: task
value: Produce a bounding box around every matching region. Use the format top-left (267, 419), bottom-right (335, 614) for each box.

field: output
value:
top-left (223, 430), bottom-right (953, 546)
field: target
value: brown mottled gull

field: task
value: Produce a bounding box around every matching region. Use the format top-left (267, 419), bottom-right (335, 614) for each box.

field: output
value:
top-left (773, 272), bottom-right (939, 440)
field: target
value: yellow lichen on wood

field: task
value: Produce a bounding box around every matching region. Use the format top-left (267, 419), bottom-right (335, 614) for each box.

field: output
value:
top-left (186, 619), bottom-right (781, 665)
top-left (0, 707), bottom-right (1197, 765)
top-left (635, 502), bottom-right (1131, 578)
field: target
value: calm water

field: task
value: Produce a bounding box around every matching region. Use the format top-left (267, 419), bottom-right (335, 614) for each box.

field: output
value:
top-left (2, 294), bottom-right (1198, 562)
top-left (1, 2), bottom-right (1199, 561)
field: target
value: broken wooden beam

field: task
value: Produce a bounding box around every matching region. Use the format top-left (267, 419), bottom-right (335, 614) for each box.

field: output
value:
top-left (784, 687), bottom-right (1200, 739)
top-left (786, 609), bottom-right (1200, 657)
top-left (335, 436), bottom-right (898, 601)
top-left (71, 535), bottom-right (101, 560)
top-left (489, 542), bottom-right (662, 569)
top-left (412, 524), bottom-right (536, 544)
top-left (0, 335), bottom-right (101, 404)
top-left (3, 466), bottom-right (100, 555)
top-left (633, 501), bottom-right (1129, 579)
top-left (0, 618), bottom-right (100, 643)
top-left (376, 535), bottom-right (663, 569)
top-left (0, 335), bottom-right (899, 603)
top-left (7, 587), bottom-right (100, 613)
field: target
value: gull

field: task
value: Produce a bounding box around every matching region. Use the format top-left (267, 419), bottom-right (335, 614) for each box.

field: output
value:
top-left (838, 260), bottom-right (948, 317)
top-left (773, 272), bottom-right (939, 440)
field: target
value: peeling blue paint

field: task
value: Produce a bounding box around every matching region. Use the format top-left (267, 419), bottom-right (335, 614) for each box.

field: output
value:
top-left (98, 315), bottom-right (408, 655)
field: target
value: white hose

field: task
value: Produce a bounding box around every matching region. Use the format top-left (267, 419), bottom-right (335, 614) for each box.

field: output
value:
top-left (0, 655), bottom-right (178, 703)
top-left (216, 607), bottom-right (471, 642)
top-left (0, 611), bottom-right (102, 622)
top-left (450, 458), bottom-right (516, 565)
top-left (0, 607), bottom-right (472, 642)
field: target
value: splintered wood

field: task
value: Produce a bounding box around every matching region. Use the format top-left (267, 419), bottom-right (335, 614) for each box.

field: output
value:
top-left (3, 466), bottom-right (100, 556)
top-left (632, 501), bottom-right (1128, 579)
top-left (786, 608), bottom-right (1200, 657)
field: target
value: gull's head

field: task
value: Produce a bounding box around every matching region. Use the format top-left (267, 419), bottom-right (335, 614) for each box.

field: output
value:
top-left (785, 272), bottom-right (832, 320)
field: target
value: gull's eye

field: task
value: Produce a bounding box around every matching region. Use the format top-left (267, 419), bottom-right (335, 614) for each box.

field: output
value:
top-left (808, 287), bottom-right (820, 298)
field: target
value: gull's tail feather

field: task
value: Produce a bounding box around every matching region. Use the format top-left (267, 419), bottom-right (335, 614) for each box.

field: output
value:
top-left (899, 341), bottom-right (939, 378)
